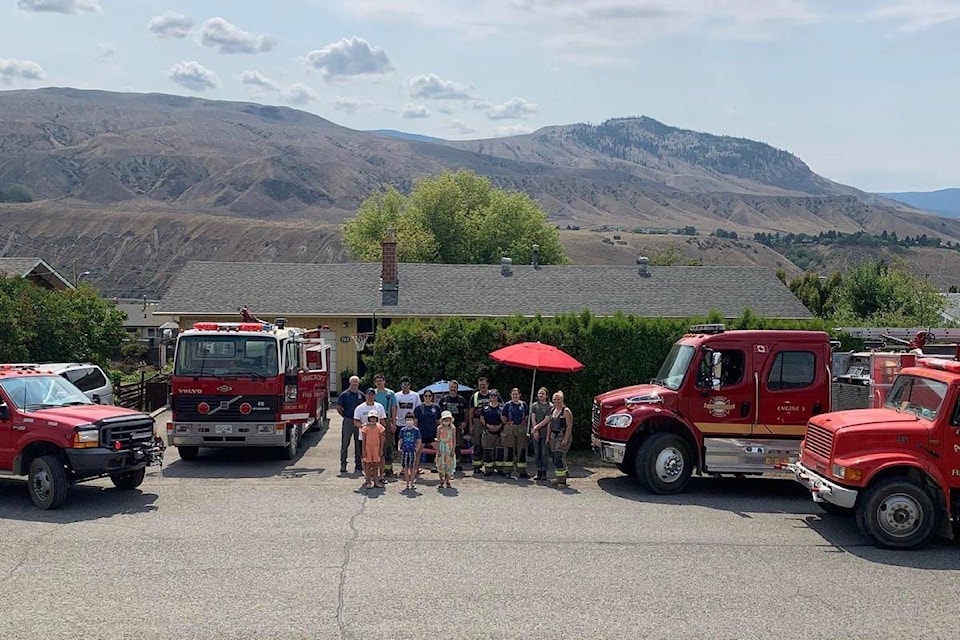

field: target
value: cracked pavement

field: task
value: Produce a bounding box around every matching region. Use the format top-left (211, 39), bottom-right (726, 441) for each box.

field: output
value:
top-left (1, 408), bottom-right (959, 639)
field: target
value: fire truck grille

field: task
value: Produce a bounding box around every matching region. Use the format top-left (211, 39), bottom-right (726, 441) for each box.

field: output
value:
top-left (804, 423), bottom-right (834, 460)
top-left (99, 415), bottom-right (155, 449)
top-left (172, 395), bottom-right (278, 422)
top-left (592, 400), bottom-right (601, 431)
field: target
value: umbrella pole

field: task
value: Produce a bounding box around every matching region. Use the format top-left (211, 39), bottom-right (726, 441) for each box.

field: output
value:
top-left (528, 368), bottom-right (537, 434)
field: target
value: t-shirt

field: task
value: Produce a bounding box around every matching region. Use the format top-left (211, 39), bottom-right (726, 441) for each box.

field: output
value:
top-left (398, 425), bottom-right (422, 453)
top-left (531, 401), bottom-right (552, 430)
top-left (361, 424), bottom-right (385, 462)
top-left (395, 390), bottom-right (421, 424)
top-left (353, 402), bottom-right (386, 424)
top-left (438, 393), bottom-right (468, 426)
top-left (471, 391), bottom-right (492, 423)
top-left (337, 389), bottom-right (366, 423)
top-left (502, 400), bottom-right (528, 425)
top-left (375, 388), bottom-right (397, 423)
top-left (480, 404), bottom-right (505, 431)
top-left (414, 403), bottom-right (441, 441)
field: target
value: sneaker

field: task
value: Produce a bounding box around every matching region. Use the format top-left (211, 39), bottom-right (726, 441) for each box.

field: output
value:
top-left (430, 468), bottom-right (439, 474)
top-left (340, 464), bottom-right (347, 473)
top-left (384, 469), bottom-right (395, 477)
top-left (354, 465), bottom-right (362, 474)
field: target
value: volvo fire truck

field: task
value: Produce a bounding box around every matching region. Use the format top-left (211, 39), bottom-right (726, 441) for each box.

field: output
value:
top-left (167, 318), bottom-right (331, 461)
top-left (592, 325), bottom-right (958, 495)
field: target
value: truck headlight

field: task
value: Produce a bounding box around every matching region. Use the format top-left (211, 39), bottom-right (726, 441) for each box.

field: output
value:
top-left (831, 464), bottom-right (862, 482)
top-left (73, 426), bottom-right (99, 448)
top-left (284, 384), bottom-right (298, 402)
top-left (605, 414), bottom-right (633, 428)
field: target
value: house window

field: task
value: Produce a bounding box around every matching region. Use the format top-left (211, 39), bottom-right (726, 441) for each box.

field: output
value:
top-left (767, 351), bottom-right (816, 391)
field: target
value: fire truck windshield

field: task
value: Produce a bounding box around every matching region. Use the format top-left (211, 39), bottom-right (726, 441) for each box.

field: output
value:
top-left (883, 374), bottom-right (948, 421)
top-left (174, 335), bottom-right (280, 378)
top-left (652, 344), bottom-right (695, 390)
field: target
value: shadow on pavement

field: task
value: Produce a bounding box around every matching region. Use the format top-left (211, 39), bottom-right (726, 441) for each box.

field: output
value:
top-left (0, 480), bottom-right (158, 523)
top-left (161, 425), bottom-right (329, 479)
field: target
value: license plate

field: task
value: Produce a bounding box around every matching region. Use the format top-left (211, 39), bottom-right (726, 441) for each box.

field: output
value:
top-left (603, 445), bottom-right (624, 464)
top-left (215, 424), bottom-right (233, 434)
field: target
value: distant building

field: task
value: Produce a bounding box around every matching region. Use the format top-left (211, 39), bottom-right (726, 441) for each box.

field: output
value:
top-left (0, 257), bottom-right (74, 290)
top-left (941, 293), bottom-right (960, 324)
top-left (158, 234), bottom-right (812, 390)
top-left (113, 297), bottom-right (179, 342)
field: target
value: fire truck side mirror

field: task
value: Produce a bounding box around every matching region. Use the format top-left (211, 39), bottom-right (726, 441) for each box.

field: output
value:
top-left (697, 348), bottom-right (723, 391)
top-left (0, 402), bottom-right (8, 421)
top-left (711, 351), bottom-right (723, 391)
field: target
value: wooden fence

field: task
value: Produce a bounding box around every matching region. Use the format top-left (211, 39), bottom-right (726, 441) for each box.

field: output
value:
top-left (117, 372), bottom-right (170, 412)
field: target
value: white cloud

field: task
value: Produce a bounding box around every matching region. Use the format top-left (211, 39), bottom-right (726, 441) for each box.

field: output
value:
top-left (148, 11), bottom-right (194, 39)
top-left (486, 97), bottom-right (538, 120)
top-left (167, 61), bottom-right (218, 91)
top-left (493, 124), bottom-right (533, 137)
top-left (334, 96), bottom-right (362, 113)
top-left (437, 105), bottom-right (454, 115)
top-left (281, 83), bottom-right (318, 105)
top-left (408, 73), bottom-right (476, 100)
top-left (343, 1), bottom-right (818, 62)
top-left (450, 119), bottom-right (477, 134)
top-left (871, 1), bottom-right (960, 31)
top-left (305, 36), bottom-right (393, 80)
top-left (201, 17), bottom-right (275, 54)
top-left (240, 70), bottom-right (280, 92)
top-left (96, 43), bottom-right (115, 59)
top-left (17, 0), bottom-right (98, 13)
top-left (401, 103), bottom-right (430, 119)
top-left (0, 58), bottom-right (45, 83)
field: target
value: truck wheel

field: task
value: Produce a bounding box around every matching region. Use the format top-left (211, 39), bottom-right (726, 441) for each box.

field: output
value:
top-left (635, 432), bottom-right (693, 495)
top-left (177, 446), bottom-right (199, 461)
top-left (280, 426), bottom-right (299, 460)
top-left (28, 455), bottom-right (70, 510)
top-left (855, 479), bottom-right (938, 550)
top-left (816, 501), bottom-right (853, 516)
top-left (617, 462), bottom-right (636, 477)
top-left (110, 468), bottom-right (146, 490)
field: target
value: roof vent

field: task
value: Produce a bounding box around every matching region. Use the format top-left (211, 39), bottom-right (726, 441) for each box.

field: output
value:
top-left (275, 317), bottom-right (287, 329)
top-left (500, 257), bottom-right (513, 277)
top-left (531, 244), bottom-right (540, 269)
top-left (637, 255), bottom-right (650, 277)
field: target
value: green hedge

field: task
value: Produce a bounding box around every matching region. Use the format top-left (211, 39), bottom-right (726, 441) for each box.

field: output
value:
top-left (364, 310), bottom-right (831, 450)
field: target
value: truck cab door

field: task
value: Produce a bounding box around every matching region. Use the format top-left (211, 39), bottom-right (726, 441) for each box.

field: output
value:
top-left (0, 393), bottom-right (14, 470)
top-left (941, 394), bottom-right (960, 489)
top-left (752, 344), bottom-right (822, 437)
top-left (686, 346), bottom-right (753, 437)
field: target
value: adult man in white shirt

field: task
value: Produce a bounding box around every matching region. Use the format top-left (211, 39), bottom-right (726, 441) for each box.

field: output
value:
top-left (394, 376), bottom-right (421, 427)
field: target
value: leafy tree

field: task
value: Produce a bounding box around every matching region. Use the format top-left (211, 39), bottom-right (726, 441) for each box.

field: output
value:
top-left (0, 277), bottom-right (125, 365)
top-left (0, 183), bottom-right (33, 203)
top-left (343, 170), bottom-right (567, 265)
top-left (788, 272), bottom-right (842, 318)
top-left (829, 260), bottom-right (944, 326)
top-left (646, 247), bottom-right (701, 266)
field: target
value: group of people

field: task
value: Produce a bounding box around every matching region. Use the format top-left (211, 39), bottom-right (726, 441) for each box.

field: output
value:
top-left (336, 373), bottom-right (574, 492)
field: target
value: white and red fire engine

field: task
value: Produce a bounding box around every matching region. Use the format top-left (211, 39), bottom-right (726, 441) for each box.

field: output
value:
top-left (167, 317), bottom-right (330, 461)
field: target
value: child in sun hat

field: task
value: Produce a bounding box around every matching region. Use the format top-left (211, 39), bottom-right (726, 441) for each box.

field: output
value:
top-left (361, 410), bottom-right (386, 489)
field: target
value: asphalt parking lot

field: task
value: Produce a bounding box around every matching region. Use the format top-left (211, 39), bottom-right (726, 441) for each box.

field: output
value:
top-left (2, 408), bottom-right (959, 640)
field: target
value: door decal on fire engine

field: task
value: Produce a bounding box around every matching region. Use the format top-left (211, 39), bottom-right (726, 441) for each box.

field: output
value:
top-left (704, 396), bottom-right (735, 418)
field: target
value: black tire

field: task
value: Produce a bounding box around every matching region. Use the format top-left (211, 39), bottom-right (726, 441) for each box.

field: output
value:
top-left (28, 454), bottom-right (70, 510)
top-left (617, 462), bottom-right (635, 477)
top-left (177, 446), bottom-right (199, 461)
top-left (855, 478), bottom-right (938, 550)
top-left (110, 467), bottom-right (146, 490)
top-left (816, 501), bottom-right (853, 516)
top-left (280, 426), bottom-right (299, 460)
top-left (635, 432), bottom-right (693, 495)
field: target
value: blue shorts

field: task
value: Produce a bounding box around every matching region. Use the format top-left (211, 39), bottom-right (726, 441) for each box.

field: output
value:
top-left (401, 451), bottom-right (417, 469)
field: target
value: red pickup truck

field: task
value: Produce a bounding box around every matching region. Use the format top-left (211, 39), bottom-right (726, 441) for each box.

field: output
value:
top-left (0, 364), bottom-right (164, 509)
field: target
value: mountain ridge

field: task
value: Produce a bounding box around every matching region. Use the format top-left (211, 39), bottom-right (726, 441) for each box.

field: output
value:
top-left (879, 188), bottom-right (960, 218)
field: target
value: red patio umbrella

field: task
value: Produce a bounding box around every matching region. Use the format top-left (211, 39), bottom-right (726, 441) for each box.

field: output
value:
top-left (489, 342), bottom-right (584, 416)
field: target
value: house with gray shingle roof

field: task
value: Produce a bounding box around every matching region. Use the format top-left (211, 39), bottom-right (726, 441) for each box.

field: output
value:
top-left (0, 257), bottom-right (74, 290)
top-left (157, 236), bottom-right (812, 387)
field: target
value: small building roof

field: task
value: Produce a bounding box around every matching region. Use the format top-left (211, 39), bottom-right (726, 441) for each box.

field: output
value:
top-left (942, 293), bottom-right (960, 324)
top-left (158, 261), bottom-right (813, 320)
top-left (0, 257), bottom-right (73, 290)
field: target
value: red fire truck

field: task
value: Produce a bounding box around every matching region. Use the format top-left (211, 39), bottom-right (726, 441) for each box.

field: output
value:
top-left (167, 318), bottom-right (331, 461)
top-left (591, 325), bottom-right (950, 495)
top-left (789, 357), bottom-right (960, 549)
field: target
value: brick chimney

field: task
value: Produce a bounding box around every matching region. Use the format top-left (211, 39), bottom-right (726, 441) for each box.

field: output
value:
top-left (380, 228), bottom-right (398, 306)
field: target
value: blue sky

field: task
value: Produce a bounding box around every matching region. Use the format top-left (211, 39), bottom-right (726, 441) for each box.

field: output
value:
top-left (1, 0), bottom-right (958, 192)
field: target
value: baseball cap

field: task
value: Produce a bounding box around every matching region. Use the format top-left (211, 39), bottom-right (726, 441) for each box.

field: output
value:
top-left (440, 410), bottom-right (453, 420)
top-left (365, 387), bottom-right (376, 395)
top-left (367, 410), bottom-right (379, 420)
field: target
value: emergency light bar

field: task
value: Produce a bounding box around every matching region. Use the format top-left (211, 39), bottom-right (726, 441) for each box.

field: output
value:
top-left (192, 322), bottom-right (272, 332)
top-left (917, 358), bottom-right (960, 373)
top-left (688, 323), bottom-right (726, 334)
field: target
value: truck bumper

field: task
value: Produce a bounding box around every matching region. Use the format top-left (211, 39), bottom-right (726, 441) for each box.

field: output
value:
top-left (65, 441), bottom-right (164, 479)
top-left (591, 434), bottom-right (626, 465)
top-left (168, 421), bottom-right (288, 447)
top-left (787, 461), bottom-right (859, 509)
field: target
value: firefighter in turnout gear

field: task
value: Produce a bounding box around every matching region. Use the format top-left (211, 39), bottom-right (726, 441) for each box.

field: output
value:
top-left (480, 390), bottom-right (506, 476)
top-left (547, 390), bottom-right (573, 488)
top-left (470, 377), bottom-right (492, 476)
top-left (502, 387), bottom-right (530, 479)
